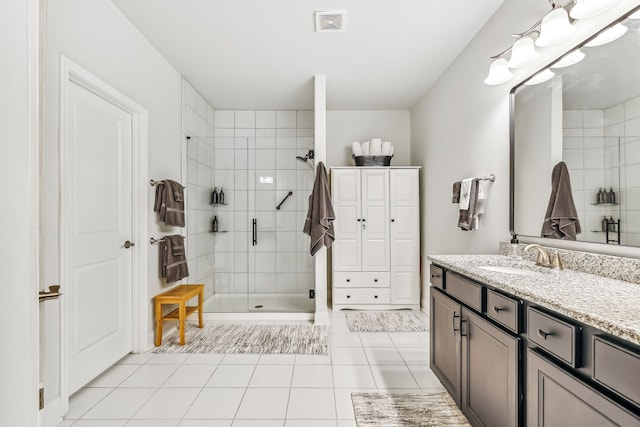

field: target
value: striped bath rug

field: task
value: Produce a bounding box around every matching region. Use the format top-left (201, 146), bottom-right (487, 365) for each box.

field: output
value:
top-left (153, 322), bottom-right (328, 354)
top-left (351, 392), bottom-right (470, 426)
top-left (345, 311), bottom-right (428, 332)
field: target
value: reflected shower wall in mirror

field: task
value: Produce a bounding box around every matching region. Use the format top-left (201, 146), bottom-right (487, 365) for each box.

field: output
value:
top-left (512, 9), bottom-right (640, 247)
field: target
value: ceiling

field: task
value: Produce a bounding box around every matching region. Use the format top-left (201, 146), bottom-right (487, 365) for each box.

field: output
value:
top-left (111, 0), bottom-right (505, 110)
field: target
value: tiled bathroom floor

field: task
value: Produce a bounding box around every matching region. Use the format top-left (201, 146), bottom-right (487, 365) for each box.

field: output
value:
top-left (57, 309), bottom-right (442, 426)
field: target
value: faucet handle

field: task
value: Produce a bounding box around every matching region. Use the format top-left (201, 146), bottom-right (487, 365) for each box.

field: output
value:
top-left (550, 253), bottom-right (564, 270)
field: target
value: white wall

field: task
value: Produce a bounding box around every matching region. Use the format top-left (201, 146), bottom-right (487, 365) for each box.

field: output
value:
top-left (411, 0), bottom-right (640, 306)
top-left (327, 111), bottom-right (411, 167)
top-left (42, 0), bottom-right (183, 412)
top-left (0, 1), bottom-right (40, 425)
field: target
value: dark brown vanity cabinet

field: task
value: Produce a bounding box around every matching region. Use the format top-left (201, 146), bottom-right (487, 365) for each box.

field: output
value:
top-left (430, 282), bottom-right (520, 427)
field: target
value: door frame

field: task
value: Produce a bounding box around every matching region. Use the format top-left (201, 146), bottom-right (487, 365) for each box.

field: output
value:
top-left (58, 56), bottom-right (149, 410)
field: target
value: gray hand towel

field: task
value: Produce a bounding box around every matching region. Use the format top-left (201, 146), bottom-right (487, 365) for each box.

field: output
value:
top-left (303, 162), bottom-right (335, 256)
top-left (541, 161), bottom-right (581, 240)
top-left (452, 181), bottom-right (462, 203)
top-left (154, 180), bottom-right (185, 227)
top-left (159, 235), bottom-right (189, 283)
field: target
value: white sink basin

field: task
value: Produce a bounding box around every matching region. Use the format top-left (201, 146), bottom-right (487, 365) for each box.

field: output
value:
top-left (478, 265), bottom-right (541, 276)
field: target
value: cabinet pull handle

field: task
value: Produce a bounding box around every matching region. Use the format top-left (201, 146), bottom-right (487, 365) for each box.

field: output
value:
top-left (452, 313), bottom-right (460, 333)
top-left (492, 306), bottom-right (503, 314)
top-left (460, 319), bottom-right (468, 337)
top-left (537, 329), bottom-right (552, 340)
top-left (431, 273), bottom-right (441, 278)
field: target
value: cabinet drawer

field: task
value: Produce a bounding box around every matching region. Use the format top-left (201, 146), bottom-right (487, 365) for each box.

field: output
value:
top-left (429, 264), bottom-right (445, 289)
top-left (593, 336), bottom-right (640, 407)
top-left (446, 273), bottom-right (483, 311)
top-left (333, 288), bottom-right (391, 305)
top-left (527, 307), bottom-right (581, 368)
top-left (487, 289), bottom-right (520, 333)
top-left (333, 272), bottom-right (390, 288)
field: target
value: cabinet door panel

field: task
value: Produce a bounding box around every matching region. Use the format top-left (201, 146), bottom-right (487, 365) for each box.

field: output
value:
top-left (462, 308), bottom-right (519, 427)
top-left (390, 169), bottom-right (420, 304)
top-left (331, 169), bottom-right (361, 271)
top-left (527, 349), bottom-right (640, 427)
top-left (361, 169), bottom-right (389, 271)
top-left (430, 287), bottom-right (462, 404)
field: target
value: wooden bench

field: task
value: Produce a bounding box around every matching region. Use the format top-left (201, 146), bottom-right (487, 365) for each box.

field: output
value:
top-left (154, 284), bottom-right (204, 346)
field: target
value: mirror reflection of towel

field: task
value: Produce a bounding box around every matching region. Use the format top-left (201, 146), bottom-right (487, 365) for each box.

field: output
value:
top-left (541, 161), bottom-right (581, 240)
top-left (458, 178), bottom-right (484, 231)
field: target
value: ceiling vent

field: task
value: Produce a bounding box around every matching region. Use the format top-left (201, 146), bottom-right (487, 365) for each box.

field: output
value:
top-left (315, 11), bottom-right (347, 32)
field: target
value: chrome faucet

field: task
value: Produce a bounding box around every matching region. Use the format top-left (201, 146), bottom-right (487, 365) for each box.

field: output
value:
top-left (523, 244), bottom-right (563, 270)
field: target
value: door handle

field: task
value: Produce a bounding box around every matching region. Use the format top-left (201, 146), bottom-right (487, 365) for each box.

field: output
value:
top-left (39, 285), bottom-right (62, 302)
top-left (252, 219), bottom-right (257, 246)
top-left (124, 240), bottom-right (135, 249)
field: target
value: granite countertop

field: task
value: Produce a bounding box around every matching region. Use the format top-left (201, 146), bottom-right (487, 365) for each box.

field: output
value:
top-left (427, 254), bottom-right (640, 346)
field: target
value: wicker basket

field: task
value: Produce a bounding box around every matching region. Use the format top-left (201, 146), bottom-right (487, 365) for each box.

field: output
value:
top-left (352, 155), bottom-right (393, 166)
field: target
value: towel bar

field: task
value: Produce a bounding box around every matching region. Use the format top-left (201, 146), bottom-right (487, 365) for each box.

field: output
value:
top-left (481, 174), bottom-right (496, 182)
top-left (150, 236), bottom-right (186, 245)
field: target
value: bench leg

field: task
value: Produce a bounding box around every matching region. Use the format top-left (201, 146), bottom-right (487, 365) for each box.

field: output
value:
top-left (155, 301), bottom-right (163, 347)
top-left (179, 302), bottom-right (186, 346)
top-left (198, 289), bottom-right (204, 328)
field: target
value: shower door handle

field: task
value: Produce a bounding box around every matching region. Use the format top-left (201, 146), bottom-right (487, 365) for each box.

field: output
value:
top-left (252, 218), bottom-right (257, 246)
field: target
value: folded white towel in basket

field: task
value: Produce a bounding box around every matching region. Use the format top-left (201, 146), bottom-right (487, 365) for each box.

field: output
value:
top-left (352, 141), bottom-right (363, 156)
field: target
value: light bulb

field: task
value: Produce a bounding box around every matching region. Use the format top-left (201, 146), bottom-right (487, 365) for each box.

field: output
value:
top-left (484, 58), bottom-right (514, 85)
top-left (508, 37), bottom-right (540, 68)
top-left (536, 7), bottom-right (575, 47)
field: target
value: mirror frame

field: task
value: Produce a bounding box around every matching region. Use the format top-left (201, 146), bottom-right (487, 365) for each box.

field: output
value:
top-left (509, 6), bottom-right (640, 247)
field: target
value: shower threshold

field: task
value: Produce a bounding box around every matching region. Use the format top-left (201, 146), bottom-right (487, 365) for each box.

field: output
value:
top-left (201, 292), bottom-right (315, 319)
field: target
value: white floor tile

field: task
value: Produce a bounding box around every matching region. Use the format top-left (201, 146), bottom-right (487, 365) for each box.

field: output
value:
top-left (232, 420), bottom-right (284, 427)
top-left (85, 364), bottom-right (139, 388)
top-left (55, 421), bottom-right (75, 427)
top-left (249, 364), bottom-right (293, 387)
top-left (329, 333), bottom-right (362, 347)
top-left (119, 364), bottom-right (180, 388)
top-left (294, 354), bottom-right (331, 365)
top-left (183, 353), bottom-right (225, 365)
top-left (408, 365), bottom-right (445, 390)
top-left (333, 388), bottom-right (375, 420)
top-left (398, 347), bottom-right (429, 366)
top-left (178, 420), bottom-right (232, 427)
top-left (82, 388), bottom-right (156, 419)
top-left (163, 364), bottom-right (217, 388)
top-left (184, 388), bottom-right (245, 419)
top-left (146, 353), bottom-right (190, 364)
top-left (116, 353), bottom-right (154, 365)
top-left (331, 347), bottom-right (368, 365)
top-left (291, 364), bottom-right (333, 388)
top-left (337, 420), bottom-right (358, 427)
top-left (363, 347), bottom-right (404, 365)
top-left (258, 354), bottom-right (296, 364)
top-left (65, 387), bottom-right (113, 419)
top-left (332, 365), bottom-right (376, 388)
top-left (206, 365), bottom-right (255, 387)
top-left (220, 354), bottom-right (260, 364)
top-left (370, 365), bottom-right (419, 389)
top-left (126, 420), bottom-right (180, 426)
top-left (133, 388), bottom-right (200, 419)
top-left (389, 332), bottom-right (429, 348)
top-left (235, 388), bottom-right (290, 419)
top-left (287, 388), bottom-right (336, 419)
top-left (285, 420), bottom-right (337, 426)
top-left (71, 421), bottom-right (127, 426)
top-left (358, 333), bottom-right (394, 347)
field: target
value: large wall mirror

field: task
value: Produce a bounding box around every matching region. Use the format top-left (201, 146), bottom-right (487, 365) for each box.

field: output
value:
top-left (511, 8), bottom-right (640, 247)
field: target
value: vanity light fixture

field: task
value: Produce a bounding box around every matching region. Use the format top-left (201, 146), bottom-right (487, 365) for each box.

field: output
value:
top-left (524, 68), bottom-right (555, 85)
top-left (508, 36), bottom-right (540, 68)
top-left (585, 22), bottom-right (628, 47)
top-left (550, 48), bottom-right (585, 68)
top-left (535, 6), bottom-right (575, 47)
top-left (484, 58), bottom-right (514, 85)
top-left (570, 0), bottom-right (619, 20)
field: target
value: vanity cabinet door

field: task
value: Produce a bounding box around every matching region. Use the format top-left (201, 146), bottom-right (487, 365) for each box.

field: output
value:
top-left (430, 287), bottom-right (462, 404)
top-left (527, 349), bottom-right (640, 427)
top-left (461, 307), bottom-right (519, 427)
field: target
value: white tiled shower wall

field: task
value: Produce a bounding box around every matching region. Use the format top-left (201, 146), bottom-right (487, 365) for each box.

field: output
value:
top-left (212, 110), bottom-right (315, 296)
top-left (563, 95), bottom-right (640, 246)
top-left (183, 80), bottom-right (216, 298)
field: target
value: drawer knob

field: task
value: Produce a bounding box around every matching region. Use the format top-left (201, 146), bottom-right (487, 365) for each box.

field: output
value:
top-left (374, 295), bottom-right (378, 299)
top-left (431, 274), bottom-right (441, 278)
top-left (346, 295), bottom-right (351, 298)
top-left (374, 279), bottom-right (378, 282)
top-left (537, 329), bottom-right (553, 340)
top-left (346, 279), bottom-right (350, 282)
top-left (492, 306), bottom-right (504, 314)
top-left (391, 219), bottom-right (395, 222)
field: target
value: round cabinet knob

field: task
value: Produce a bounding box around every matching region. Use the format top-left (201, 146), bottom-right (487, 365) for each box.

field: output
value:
top-left (374, 279), bottom-right (378, 282)
top-left (391, 219), bottom-right (395, 222)
top-left (346, 279), bottom-right (350, 282)
top-left (346, 295), bottom-right (351, 299)
top-left (357, 219), bottom-right (361, 222)
top-left (362, 218), bottom-right (366, 222)
top-left (374, 295), bottom-right (378, 299)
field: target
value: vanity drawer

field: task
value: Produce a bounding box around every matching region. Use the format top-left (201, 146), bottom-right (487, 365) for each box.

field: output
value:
top-left (486, 289), bottom-right (520, 333)
top-left (429, 264), bottom-right (445, 290)
top-left (333, 288), bottom-right (391, 305)
top-left (333, 272), bottom-right (390, 288)
top-left (527, 307), bottom-right (581, 368)
top-left (445, 272), bottom-right (483, 311)
top-left (593, 336), bottom-right (640, 407)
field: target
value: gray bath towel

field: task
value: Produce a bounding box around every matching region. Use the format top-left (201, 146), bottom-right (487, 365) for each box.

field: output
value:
top-left (541, 161), bottom-right (581, 240)
top-left (303, 162), bottom-right (335, 256)
top-left (160, 235), bottom-right (189, 283)
top-left (452, 181), bottom-right (461, 203)
top-left (154, 180), bottom-right (185, 227)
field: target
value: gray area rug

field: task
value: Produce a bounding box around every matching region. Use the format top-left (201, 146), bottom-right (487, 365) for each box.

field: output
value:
top-left (351, 392), bottom-right (470, 426)
top-left (153, 323), bottom-right (328, 354)
top-left (345, 311), bottom-right (428, 332)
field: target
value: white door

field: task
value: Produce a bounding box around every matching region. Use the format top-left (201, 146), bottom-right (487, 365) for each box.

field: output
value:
top-left (331, 169), bottom-right (361, 271)
top-left (361, 169), bottom-right (389, 271)
top-left (64, 80), bottom-right (133, 393)
top-left (390, 169), bottom-right (420, 304)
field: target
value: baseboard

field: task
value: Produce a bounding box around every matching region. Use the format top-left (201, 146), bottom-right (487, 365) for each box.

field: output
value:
top-left (40, 396), bottom-right (63, 427)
